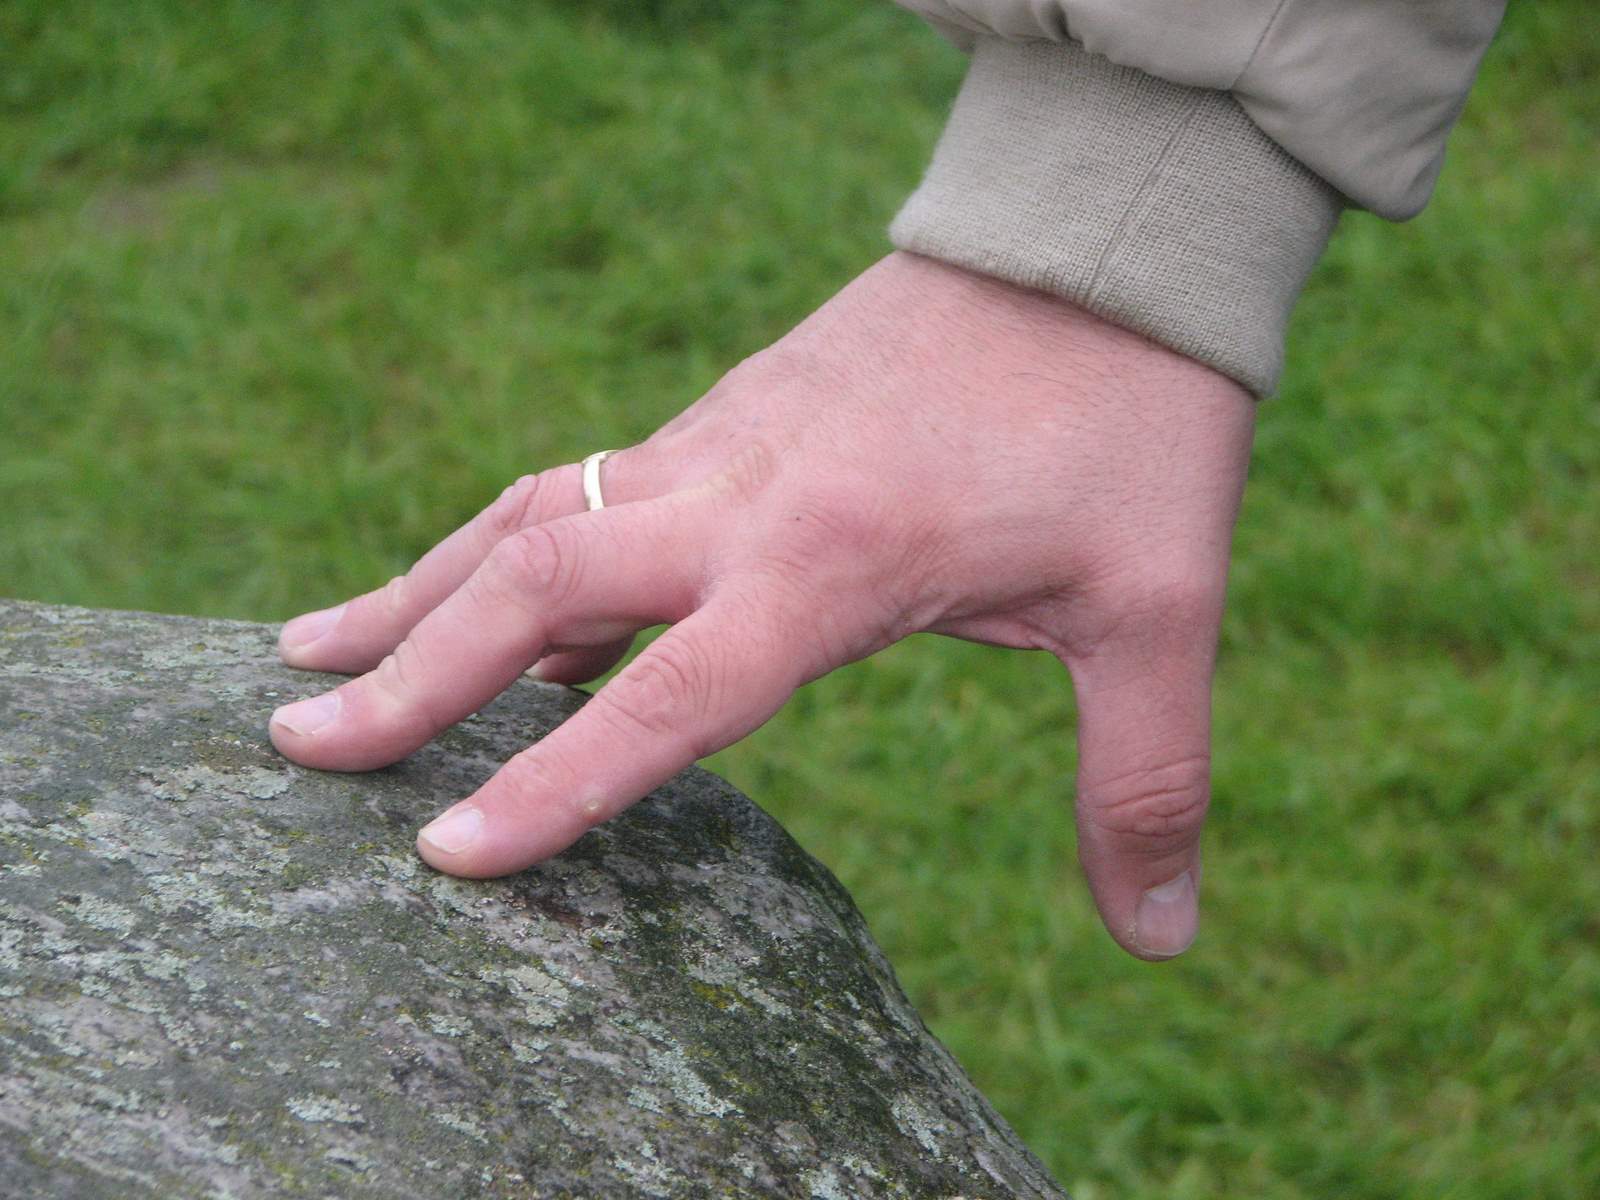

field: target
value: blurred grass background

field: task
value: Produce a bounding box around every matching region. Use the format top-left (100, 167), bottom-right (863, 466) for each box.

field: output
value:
top-left (2, 1), bottom-right (1597, 1195)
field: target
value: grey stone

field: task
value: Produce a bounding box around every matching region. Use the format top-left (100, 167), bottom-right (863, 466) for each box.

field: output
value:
top-left (0, 600), bottom-right (1066, 1199)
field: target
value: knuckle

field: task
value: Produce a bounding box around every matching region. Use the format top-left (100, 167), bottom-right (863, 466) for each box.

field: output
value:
top-left (500, 748), bottom-right (574, 815)
top-left (490, 525), bottom-right (582, 606)
top-left (489, 743), bottom-right (607, 833)
top-left (485, 472), bottom-right (557, 538)
top-left (341, 574), bottom-right (409, 633)
top-left (1081, 566), bottom-right (1224, 653)
top-left (1083, 754), bottom-right (1211, 847)
top-left (744, 489), bottom-right (911, 651)
top-left (773, 484), bottom-right (892, 565)
top-left (708, 437), bottom-right (780, 507)
top-left (366, 640), bottom-right (436, 723)
top-left (372, 573), bottom-right (410, 622)
top-left (598, 641), bottom-right (718, 754)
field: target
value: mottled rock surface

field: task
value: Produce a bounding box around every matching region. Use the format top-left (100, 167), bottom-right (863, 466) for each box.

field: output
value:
top-left (0, 601), bottom-right (1066, 1199)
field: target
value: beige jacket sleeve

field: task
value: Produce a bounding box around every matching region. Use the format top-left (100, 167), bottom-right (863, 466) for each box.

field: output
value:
top-left (890, 1), bottom-right (1506, 394)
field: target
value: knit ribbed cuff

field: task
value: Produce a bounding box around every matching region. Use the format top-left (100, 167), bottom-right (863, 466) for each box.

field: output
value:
top-left (890, 37), bottom-right (1343, 396)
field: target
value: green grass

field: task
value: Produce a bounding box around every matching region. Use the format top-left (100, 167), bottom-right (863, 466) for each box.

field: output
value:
top-left (3, 2), bottom-right (1597, 1195)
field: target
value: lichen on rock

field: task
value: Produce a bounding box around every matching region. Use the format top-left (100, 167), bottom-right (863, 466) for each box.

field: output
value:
top-left (0, 600), bottom-right (1067, 1199)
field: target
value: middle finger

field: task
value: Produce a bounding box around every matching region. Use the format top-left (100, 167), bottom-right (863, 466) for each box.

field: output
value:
top-left (269, 492), bottom-right (709, 772)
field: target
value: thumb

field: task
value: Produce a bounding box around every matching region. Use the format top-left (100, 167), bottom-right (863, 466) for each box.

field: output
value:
top-left (1068, 639), bottom-right (1215, 961)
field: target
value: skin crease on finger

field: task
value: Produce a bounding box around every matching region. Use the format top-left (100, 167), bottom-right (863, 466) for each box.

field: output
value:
top-left (271, 250), bottom-right (1256, 962)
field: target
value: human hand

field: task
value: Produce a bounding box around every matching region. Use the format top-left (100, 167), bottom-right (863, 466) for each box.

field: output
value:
top-left (269, 251), bottom-right (1254, 960)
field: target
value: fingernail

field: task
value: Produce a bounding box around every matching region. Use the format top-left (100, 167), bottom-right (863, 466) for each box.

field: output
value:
top-left (280, 604), bottom-right (346, 651)
top-left (524, 660), bottom-right (552, 681)
top-left (419, 805), bottom-right (483, 855)
top-left (1134, 870), bottom-right (1198, 958)
top-left (271, 691), bottom-right (342, 737)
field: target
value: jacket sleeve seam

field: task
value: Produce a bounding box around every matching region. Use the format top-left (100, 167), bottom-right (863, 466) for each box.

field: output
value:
top-left (1083, 91), bottom-right (1204, 305)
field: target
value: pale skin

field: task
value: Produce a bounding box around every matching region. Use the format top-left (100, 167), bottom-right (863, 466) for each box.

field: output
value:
top-left (270, 251), bottom-right (1255, 961)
